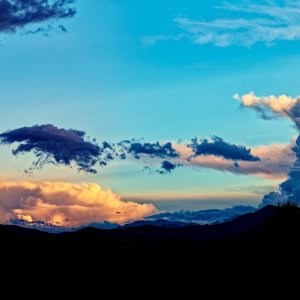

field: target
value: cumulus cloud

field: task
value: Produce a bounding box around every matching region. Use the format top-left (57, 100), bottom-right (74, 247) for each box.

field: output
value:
top-left (188, 136), bottom-right (260, 162)
top-left (0, 181), bottom-right (156, 227)
top-left (0, 124), bottom-right (115, 174)
top-left (260, 191), bottom-right (287, 207)
top-left (0, 0), bottom-right (76, 33)
top-left (238, 91), bottom-right (300, 205)
top-left (276, 135), bottom-right (300, 204)
top-left (236, 92), bottom-right (300, 122)
top-left (175, 141), bottom-right (295, 180)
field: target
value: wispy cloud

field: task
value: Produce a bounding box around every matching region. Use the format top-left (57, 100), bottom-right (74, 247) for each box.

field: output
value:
top-left (145, 0), bottom-right (300, 47)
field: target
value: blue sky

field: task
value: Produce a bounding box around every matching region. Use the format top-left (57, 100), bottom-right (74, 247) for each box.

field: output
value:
top-left (1, 0), bottom-right (300, 212)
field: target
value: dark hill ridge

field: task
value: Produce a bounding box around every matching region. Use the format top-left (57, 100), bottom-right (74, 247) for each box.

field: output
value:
top-left (0, 205), bottom-right (291, 244)
top-left (2, 204), bottom-right (300, 272)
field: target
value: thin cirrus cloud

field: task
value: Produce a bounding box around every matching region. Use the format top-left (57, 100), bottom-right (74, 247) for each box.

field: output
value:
top-left (0, 0), bottom-right (76, 33)
top-left (236, 91), bottom-right (300, 205)
top-left (144, 0), bottom-right (300, 47)
top-left (0, 181), bottom-right (156, 227)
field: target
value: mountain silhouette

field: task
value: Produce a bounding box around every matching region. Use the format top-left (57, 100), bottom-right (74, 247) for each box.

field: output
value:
top-left (3, 204), bottom-right (300, 278)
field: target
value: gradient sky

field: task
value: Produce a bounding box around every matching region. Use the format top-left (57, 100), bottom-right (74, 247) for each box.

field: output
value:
top-left (1, 0), bottom-right (300, 213)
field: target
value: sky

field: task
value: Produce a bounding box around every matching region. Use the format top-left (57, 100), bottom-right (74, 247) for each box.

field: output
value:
top-left (1, 0), bottom-right (300, 226)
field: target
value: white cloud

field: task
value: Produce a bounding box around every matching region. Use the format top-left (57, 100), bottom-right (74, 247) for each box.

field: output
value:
top-left (236, 92), bottom-right (300, 128)
top-left (237, 92), bottom-right (297, 117)
top-left (0, 181), bottom-right (156, 227)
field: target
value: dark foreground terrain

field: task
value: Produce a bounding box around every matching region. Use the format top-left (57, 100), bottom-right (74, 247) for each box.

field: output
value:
top-left (2, 204), bottom-right (300, 275)
top-left (1, 205), bottom-right (300, 249)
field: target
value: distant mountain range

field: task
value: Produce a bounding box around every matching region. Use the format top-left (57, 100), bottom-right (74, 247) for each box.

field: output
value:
top-left (2, 204), bottom-right (300, 271)
top-left (8, 205), bottom-right (257, 233)
top-left (0, 205), bottom-right (295, 243)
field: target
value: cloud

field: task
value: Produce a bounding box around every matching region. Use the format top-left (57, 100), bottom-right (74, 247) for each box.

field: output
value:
top-left (260, 191), bottom-right (287, 207)
top-left (120, 140), bottom-right (181, 174)
top-left (148, 205), bottom-right (257, 225)
top-left (238, 91), bottom-right (300, 205)
top-left (277, 135), bottom-right (300, 204)
top-left (161, 160), bottom-right (178, 173)
top-left (0, 124), bottom-right (292, 179)
top-left (188, 136), bottom-right (260, 161)
top-left (0, 0), bottom-right (76, 34)
top-left (0, 181), bottom-right (156, 226)
top-left (175, 141), bottom-right (295, 180)
top-left (121, 140), bottom-right (179, 159)
top-left (0, 124), bottom-right (115, 174)
top-left (236, 92), bottom-right (300, 122)
top-left (146, 0), bottom-right (300, 47)
top-left (141, 34), bottom-right (186, 46)
top-left (145, 160), bottom-right (181, 175)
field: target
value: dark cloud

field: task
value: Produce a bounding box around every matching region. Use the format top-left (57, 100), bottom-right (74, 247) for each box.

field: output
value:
top-left (189, 136), bottom-right (260, 162)
top-left (277, 136), bottom-right (300, 204)
top-left (119, 140), bottom-right (180, 174)
top-left (288, 101), bottom-right (300, 129)
top-left (161, 160), bottom-right (177, 173)
top-left (260, 191), bottom-right (286, 208)
top-left (121, 140), bottom-right (179, 159)
top-left (1, 123), bottom-right (280, 178)
top-left (154, 160), bottom-right (180, 175)
top-left (0, 0), bottom-right (76, 33)
top-left (0, 124), bottom-right (114, 173)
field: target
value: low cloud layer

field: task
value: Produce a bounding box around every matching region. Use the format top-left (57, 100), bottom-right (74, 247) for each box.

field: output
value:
top-left (0, 124), bottom-right (116, 174)
top-left (0, 181), bottom-right (156, 226)
top-left (0, 0), bottom-right (76, 33)
top-left (149, 205), bottom-right (256, 225)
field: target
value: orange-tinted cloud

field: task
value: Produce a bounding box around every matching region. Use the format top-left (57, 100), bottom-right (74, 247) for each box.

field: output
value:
top-left (175, 141), bottom-right (295, 180)
top-left (0, 181), bottom-right (156, 227)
